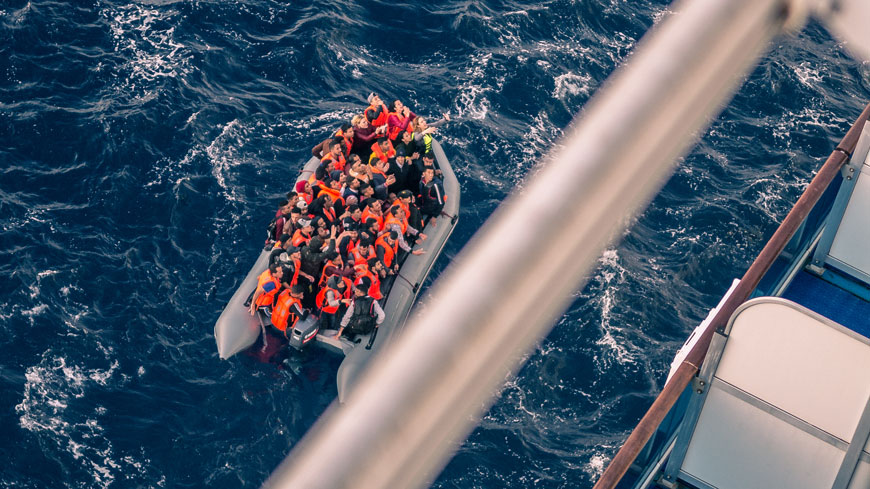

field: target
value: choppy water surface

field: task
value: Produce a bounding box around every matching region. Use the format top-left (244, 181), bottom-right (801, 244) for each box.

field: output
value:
top-left (2, 0), bottom-right (868, 487)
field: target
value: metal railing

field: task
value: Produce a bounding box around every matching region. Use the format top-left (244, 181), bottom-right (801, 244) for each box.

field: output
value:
top-left (263, 1), bottom-right (870, 488)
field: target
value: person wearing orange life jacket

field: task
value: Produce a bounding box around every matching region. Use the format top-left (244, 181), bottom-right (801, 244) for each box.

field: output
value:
top-left (291, 218), bottom-right (314, 247)
top-left (396, 187), bottom-right (425, 240)
top-left (249, 264), bottom-right (284, 316)
top-left (334, 123), bottom-right (354, 157)
top-left (364, 93), bottom-right (390, 128)
top-left (369, 137), bottom-right (396, 165)
top-left (385, 100), bottom-right (416, 141)
top-left (316, 275), bottom-right (352, 331)
top-left (271, 284), bottom-right (307, 337)
top-left (360, 199), bottom-right (385, 232)
top-left (375, 230), bottom-right (401, 274)
top-left (383, 204), bottom-right (426, 255)
top-left (321, 138), bottom-right (347, 172)
top-left (369, 158), bottom-right (395, 201)
top-left (353, 258), bottom-right (383, 300)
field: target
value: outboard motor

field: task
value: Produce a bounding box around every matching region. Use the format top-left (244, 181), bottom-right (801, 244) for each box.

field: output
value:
top-left (287, 315), bottom-right (319, 351)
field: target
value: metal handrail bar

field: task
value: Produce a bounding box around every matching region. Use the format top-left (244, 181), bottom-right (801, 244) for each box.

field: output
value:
top-left (594, 102), bottom-right (870, 489)
top-left (264, 1), bottom-right (806, 488)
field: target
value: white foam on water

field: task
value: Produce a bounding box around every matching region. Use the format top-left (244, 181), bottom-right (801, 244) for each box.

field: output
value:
top-left (455, 52), bottom-right (493, 121)
top-left (553, 72), bottom-right (592, 100)
top-left (102, 4), bottom-right (191, 96)
top-left (15, 354), bottom-right (158, 489)
top-left (594, 250), bottom-right (636, 365)
top-left (793, 61), bottom-right (824, 89)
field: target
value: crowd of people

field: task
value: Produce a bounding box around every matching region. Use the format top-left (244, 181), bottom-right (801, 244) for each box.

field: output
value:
top-left (249, 93), bottom-right (450, 345)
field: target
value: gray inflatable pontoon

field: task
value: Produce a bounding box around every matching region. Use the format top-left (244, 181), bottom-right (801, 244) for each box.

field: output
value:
top-left (214, 140), bottom-right (459, 401)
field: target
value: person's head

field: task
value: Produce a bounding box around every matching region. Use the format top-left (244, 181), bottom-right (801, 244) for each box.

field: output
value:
top-left (398, 189), bottom-right (413, 204)
top-left (348, 203), bottom-right (361, 219)
top-left (278, 233), bottom-right (291, 244)
top-left (309, 236), bottom-right (324, 251)
top-left (422, 166), bottom-right (435, 182)
top-left (370, 199), bottom-right (382, 212)
top-left (368, 257), bottom-right (383, 273)
top-left (330, 139), bottom-right (343, 157)
top-left (314, 216), bottom-right (327, 229)
top-left (389, 100), bottom-right (404, 113)
top-left (345, 195), bottom-right (359, 207)
top-left (365, 217), bottom-right (379, 231)
top-left (360, 183), bottom-right (374, 198)
top-left (340, 123), bottom-right (353, 138)
top-left (329, 178), bottom-right (342, 191)
top-left (387, 230), bottom-right (398, 243)
top-left (299, 218), bottom-right (313, 232)
top-left (378, 138), bottom-right (391, 151)
top-left (401, 130), bottom-right (413, 143)
top-left (416, 117), bottom-right (428, 130)
top-left (291, 284), bottom-right (305, 298)
top-left (317, 226), bottom-right (330, 239)
top-left (390, 205), bottom-right (403, 218)
top-left (269, 263), bottom-right (283, 279)
top-left (286, 192), bottom-right (299, 206)
top-left (349, 178), bottom-right (360, 191)
top-left (368, 93), bottom-right (382, 106)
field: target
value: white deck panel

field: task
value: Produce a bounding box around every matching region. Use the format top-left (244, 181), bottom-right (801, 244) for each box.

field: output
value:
top-left (716, 299), bottom-right (870, 442)
top-left (829, 162), bottom-right (870, 278)
top-left (682, 382), bottom-right (844, 489)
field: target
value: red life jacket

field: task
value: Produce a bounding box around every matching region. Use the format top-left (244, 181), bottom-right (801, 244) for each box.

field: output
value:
top-left (375, 235), bottom-right (398, 268)
top-left (255, 270), bottom-right (281, 307)
top-left (370, 140), bottom-right (395, 164)
top-left (365, 103), bottom-right (389, 127)
top-left (271, 290), bottom-right (302, 334)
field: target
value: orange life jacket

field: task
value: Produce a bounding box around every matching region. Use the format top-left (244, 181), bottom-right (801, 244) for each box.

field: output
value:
top-left (271, 290), bottom-right (302, 334)
top-left (384, 213), bottom-right (408, 236)
top-left (317, 187), bottom-right (344, 207)
top-left (361, 269), bottom-right (382, 300)
top-left (375, 235), bottom-right (398, 268)
top-left (318, 259), bottom-right (339, 288)
top-left (315, 285), bottom-right (341, 314)
top-left (321, 152), bottom-right (346, 172)
top-left (255, 270), bottom-right (281, 307)
top-left (334, 129), bottom-right (353, 156)
top-left (365, 103), bottom-right (389, 127)
top-left (352, 245), bottom-right (375, 266)
top-left (292, 229), bottom-right (311, 247)
top-left (370, 140), bottom-right (395, 164)
top-left (360, 208), bottom-right (384, 232)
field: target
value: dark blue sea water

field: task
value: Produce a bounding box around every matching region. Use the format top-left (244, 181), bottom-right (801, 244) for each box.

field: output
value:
top-left (2, 1), bottom-right (868, 487)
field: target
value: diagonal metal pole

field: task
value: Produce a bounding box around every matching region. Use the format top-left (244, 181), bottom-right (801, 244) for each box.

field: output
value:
top-left (263, 0), bottom-right (801, 488)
